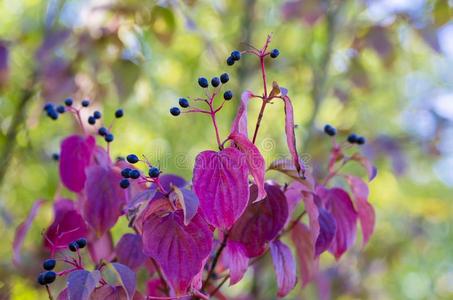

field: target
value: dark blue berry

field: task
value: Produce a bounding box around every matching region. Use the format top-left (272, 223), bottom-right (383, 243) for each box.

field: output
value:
top-left (347, 133), bottom-right (358, 144)
top-left (231, 50), bottom-right (241, 61)
top-left (115, 109), bottom-right (124, 118)
top-left (98, 127), bottom-right (107, 136)
top-left (226, 56), bottom-right (235, 66)
top-left (88, 116), bottom-right (96, 125)
top-left (170, 107), bottom-right (180, 116)
top-left (43, 259), bottom-right (56, 270)
top-left (148, 167), bottom-right (160, 178)
top-left (179, 98), bottom-right (189, 108)
top-left (223, 90), bottom-right (233, 100)
top-left (211, 77), bottom-right (220, 87)
top-left (220, 73), bottom-right (229, 84)
top-left (43, 271), bottom-right (56, 284)
top-left (120, 178), bottom-right (130, 189)
top-left (93, 111), bottom-right (102, 119)
top-left (64, 98), bottom-right (73, 106)
top-left (324, 124), bottom-right (336, 136)
top-left (198, 77), bottom-right (209, 88)
top-left (56, 105), bottom-right (65, 113)
top-left (47, 109), bottom-right (59, 120)
top-left (52, 153), bottom-right (59, 161)
top-left (37, 273), bottom-right (46, 285)
top-left (270, 49), bottom-right (280, 58)
top-left (68, 242), bottom-right (78, 252)
top-left (105, 133), bottom-right (114, 143)
top-left (126, 154), bottom-right (139, 164)
top-left (121, 168), bottom-right (131, 178)
top-left (43, 103), bottom-right (53, 111)
top-left (76, 238), bottom-right (87, 248)
top-left (81, 100), bottom-right (90, 107)
top-left (129, 169), bottom-right (140, 179)
top-left (356, 136), bottom-right (366, 145)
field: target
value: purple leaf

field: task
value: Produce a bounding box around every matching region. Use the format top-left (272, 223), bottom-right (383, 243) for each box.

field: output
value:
top-left (67, 270), bottom-right (101, 300)
top-left (152, 174), bottom-right (186, 200)
top-left (345, 175), bottom-right (375, 247)
top-left (229, 132), bottom-right (266, 201)
top-left (0, 42), bottom-right (9, 87)
top-left (142, 211), bottom-right (213, 295)
top-left (83, 165), bottom-right (126, 235)
top-left (13, 199), bottom-right (44, 265)
top-left (45, 199), bottom-right (88, 252)
top-left (229, 183), bottom-right (288, 257)
top-left (291, 222), bottom-right (319, 287)
top-left (59, 135), bottom-right (96, 192)
top-left (87, 231), bottom-right (114, 264)
top-left (115, 233), bottom-right (147, 271)
top-left (269, 240), bottom-right (297, 297)
top-left (193, 148), bottom-right (249, 229)
top-left (350, 153), bottom-right (377, 181)
top-left (231, 91), bottom-right (253, 136)
top-left (169, 186), bottom-right (199, 225)
top-left (89, 285), bottom-right (127, 300)
top-left (315, 208), bottom-right (336, 256)
top-left (133, 198), bottom-right (173, 233)
top-left (221, 240), bottom-right (249, 285)
top-left (109, 263), bottom-right (136, 300)
top-left (281, 95), bottom-right (304, 178)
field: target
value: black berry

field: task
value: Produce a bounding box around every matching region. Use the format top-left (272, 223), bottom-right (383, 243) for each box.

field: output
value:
top-left (179, 98), bottom-right (189, 108)
top-left (76, 238), bottom-right (87, 249)
top-left (211, 77), bottom-right (220, 87)
top-left (52, 153), bottom-right (59, 161)
top-left (323, 124), bottom-right (336, 136)
top-left (270, 49), bottom-right (280, 58)
top-left (93, 111), bottom-right (102, 119)
top-left (81, 100), bottom-right (90, 107)
top-left (64, 98), bottom-right (73, 106)
top-left (126, 154), bottom-right (139, 164)
top-left (129, 169), bottom-right (140, 179)
top-left (198, 77), bottom-right (209, 88)
top-left (226, 56), bottom-right (235, 66)
top-left (68, 242), bottom-right (78, 252)
top-left (43, 259), bottom-right (56, 271)
top-left (56, 106), bottom-right (65, 113)
top-left (347, 133), bottom-right (358, 144)
top-left (356, 136), bottom-right (366, 145)
top-left (43, 103), bottom-right (53, 111)
top-left (98, 127), bottom-right (107, 136)
top-left (220, 73), bottom-right (229, 84)
top-left (105, 133), bottom-right (114, 143)
top-left (148, 167), bottom-right (160, 178)
top-left (88, 116), bottom-right (96, 125)
top-left (43, 271), bottom-right (56, 284)
top-left (223, 90), bottom-right (233, 100)
top-left (115, 109), bottom-right (124, 118)
top-left (37, 273), bottom-right (46, 285)
top-left (121, 168), bottom-right (131, 178)
top-left (120, 179), bottom-right (130, 189)
top-left (170, 107), bottom-right (180, 116)
top-left (231, 50), bottom-right (241, 61)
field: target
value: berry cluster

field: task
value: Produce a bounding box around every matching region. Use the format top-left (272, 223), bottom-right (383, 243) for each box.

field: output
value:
top-left (323, 124), bottom-right (366, 145)
top-left (37, 259), bottom-right (57, 286)
top-left (68, 238), bottom-right (87, 252)
top-left (226, 48), bottom-right (279, 66)
top-left (119, 154), bottom-right (161, 189)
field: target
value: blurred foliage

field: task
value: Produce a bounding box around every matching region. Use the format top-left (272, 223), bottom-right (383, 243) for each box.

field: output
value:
top-left (0, 0), bottom-right (452, 299)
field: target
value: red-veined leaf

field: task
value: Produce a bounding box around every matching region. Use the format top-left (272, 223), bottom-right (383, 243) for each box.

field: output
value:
top-left (269, 239), bottom-right (297, 297)
top-left (221, 240), bottom-right (249, 285)
top-left (67, 270), bottom-right (101, 300)
top-left (291, 222), bottom-right (319, 287)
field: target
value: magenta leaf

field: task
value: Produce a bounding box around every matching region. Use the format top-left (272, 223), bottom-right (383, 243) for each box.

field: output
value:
top-left (59, 135), bottom-right (96, 192)
top-left (270, 240), bottom-right (297, 297)
top-left (193, 148), bottom-right (249, 229)
top-left (142, 211), bottom-right (213, 295)
top-left (108, 263), bottom-right (136, 300)
top-left (315, 208), bottom-right (336, 256)
top-left (45, 199), bottom-right (88, 251)
top-left (115, 233), bottom-right (147, 271)
top-left (67, 270), bottom-right (101, 300)
top-left (169, 186), bottom-right (199, 225)
top-left (345, 175), bottom-right (375, 247)
top-left (281, 94), bottom-right (304, 178)
top-left (229, 183), bottom-right (288, 257)
top-left (89, 285), bottom-right (126, 300)
top-left (291, 222), bottom-right (319, 287)
top-left (231, 90), bottom-right (253, 136)
top-left (221, 240), bottom-right (249, 285)
top-left (229, 132), bottom-right (266, 201)
top-left (87, 231), bottom-right (115, 264)
top-left (13, 199), bottom-right (44, 265)
top-left (152, 174), bottom-right (187, 200)
top-left (83, 165), bottom-right (126, 235)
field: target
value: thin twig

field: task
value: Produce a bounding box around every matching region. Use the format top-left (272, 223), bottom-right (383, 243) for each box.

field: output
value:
top-left (202, 232), bottom-right (229, 290)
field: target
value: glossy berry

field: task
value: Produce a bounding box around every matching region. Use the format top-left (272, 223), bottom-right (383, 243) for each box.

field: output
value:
top-left (220, 73), bottom-right (229, 84)
top-left (68, 242), bottom-right (78, 252)
top-left (148, 167), bottom-right (160, 178)
top-left (211, 77), bottom-right (220, 87)
top-left (43, 259), bottom-right (56, 271)
top-left (231, 50), bottom-right (241, 61)
top-left (115, 109), bottom-right (124, 118)
top-left (64, 98), bottom-right (73, 106)
top-left (52, 153), bottom-right (59, 161)
top-left (81, 100), bottom-right (90, 107)
top-left (46, 108), bottom-right (58, 120)
top-left (129, 169), bottom-right (140, 179)
top-left (43, 103), bottom-right (53, 111)
top-left (170, 107), bottom-right (180, 116)
top-left (270, 49), bottom-right (280, 58)
top-left (324, 124), bottom-right (336, 136)
top-left (120, 179), bottom-right (130, 189)
top-left (223, 90), bottom-right (233, 100)
top-left (105, 133), bottom-right (114, 143)
top-left (37, 273), bottom-right (47, 285)
top-left (121, 168), bottom-right (131, 178)
top-left (198, 77), bottom-right (209, 88)
top-left (347, 133), bottom-right (358, 144)
top-left (226, 56), bottom-right (235, 66)
top-left (126, 154), bottom-right (139, 164)
top-left (88, 116), bottom-right (96, 125)
top-left (179, 98), bottom-right (190, 108)
top-left (76, 238), bottom-right (87, 248)
top-left (98, 127), bottom-right (107, 136)
top-left (356, 136), bottom-right (366, 145)
top-left (93, 111), bottom-right (102, 119)
top-left (43, 271), bottom-right (56, 284)
top-left (56, 105), bottom-right (65, 113)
